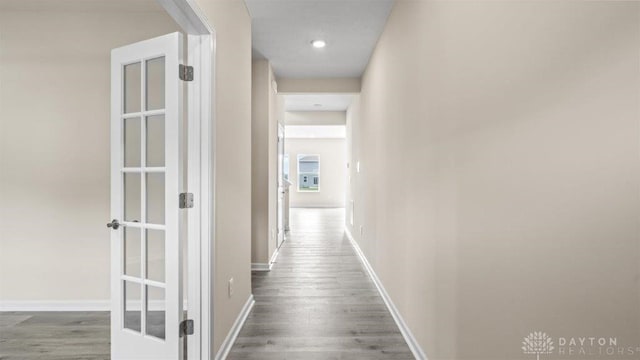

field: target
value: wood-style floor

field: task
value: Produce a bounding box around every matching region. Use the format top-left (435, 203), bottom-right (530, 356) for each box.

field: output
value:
top-left (0, 311), bottom-right (110, 359)
top-left (0, 208), bottom-right (413, 360)
top-left (227, 208), bottom-right (414, 360)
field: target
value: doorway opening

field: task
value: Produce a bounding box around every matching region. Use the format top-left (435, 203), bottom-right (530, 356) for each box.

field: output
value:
top-left (111, 1), bottom-right (215, 359)
top-left (0, 1), bottom-right (214, 359)
top-left (281, 93), bottom-right (350, 213)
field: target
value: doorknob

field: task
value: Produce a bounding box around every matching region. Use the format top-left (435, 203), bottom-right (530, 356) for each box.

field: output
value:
top-left (106, 219), bottom-right (121, 230)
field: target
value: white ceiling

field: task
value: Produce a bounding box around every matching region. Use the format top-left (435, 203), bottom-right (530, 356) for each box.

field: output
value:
top-left (245, 0), bottom-right (395, 78)
top-left (285, 94), bottom-right (354, 111)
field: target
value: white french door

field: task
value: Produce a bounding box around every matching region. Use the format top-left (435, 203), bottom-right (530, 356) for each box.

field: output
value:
top-left (110, 32), bottom-right (184, 360)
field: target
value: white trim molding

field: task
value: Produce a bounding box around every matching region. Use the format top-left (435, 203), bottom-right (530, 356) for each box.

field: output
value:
top-left (214, 294), bottom-right (255, 360)
top-left (251, 263), bottom-right (272, 272)
top-left (345, 227), bottom-right (428, 360)
top-left (289, 204), bottom-right (346, 209)
top-left (184, 31), bottom-right (215, 360)
top-left (251, 246), bottom-right (281, 272)
top-left (269, 246), bottom-right (281, 265)
top-left (0, 300), bottom-right (110, 312)
top-left (159, 1), bottom-right (215, 359)
top-left (0, 301), bottom-right (190, 312)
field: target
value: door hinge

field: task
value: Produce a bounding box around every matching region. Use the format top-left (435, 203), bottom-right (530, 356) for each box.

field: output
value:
top-left (180, 319), bottom-right (194, 337)
top-left (179, 193), bottom-right (194, 209)
top-left (179, 64), bottom-right (194, 81)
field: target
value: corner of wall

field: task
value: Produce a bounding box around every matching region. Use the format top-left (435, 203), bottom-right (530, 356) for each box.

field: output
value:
top-left (194, 0), bottom-right (253, 354)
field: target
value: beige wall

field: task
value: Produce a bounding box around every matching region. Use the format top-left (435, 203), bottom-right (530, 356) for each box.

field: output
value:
top-left (251, 59), bottom-right (270, 264)
top-left (277, 77), bottom-right (360, 94)
top-left (347, 1), bottom-right (640, 359)
top-left (251, 59), bottom-right (279, 265)
top-left (192, 0), bottom-right (253, 354)
top-left (0, 8), bottom-right (179, 302)
top-left (285, 111), bottom-right (346, 126)
top-left (286, 138), bottom-right (346, 208)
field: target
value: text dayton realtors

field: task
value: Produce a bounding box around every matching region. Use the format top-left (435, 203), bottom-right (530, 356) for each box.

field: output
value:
top-left (557, 337), bottom-right (640, 357)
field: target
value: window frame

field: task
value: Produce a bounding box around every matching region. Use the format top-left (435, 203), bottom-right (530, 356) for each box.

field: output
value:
top-left (296, 154), bottom-right (320, 192)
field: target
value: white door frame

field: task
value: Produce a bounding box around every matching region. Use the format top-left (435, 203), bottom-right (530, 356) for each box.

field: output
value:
top-left (276, 123), bottom-right (285, 248)
top-left (157, 1), bottom-right (214, 359)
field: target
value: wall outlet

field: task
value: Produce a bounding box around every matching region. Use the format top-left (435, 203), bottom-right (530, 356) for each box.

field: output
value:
top-left (360, 225), bottom-right (364, 236)
top-left (228, 278), bottom-right (234, 298)
top-left (356, 161), bottom-right (361, 173)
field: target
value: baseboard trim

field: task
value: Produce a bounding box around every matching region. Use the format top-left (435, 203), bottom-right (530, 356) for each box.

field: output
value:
top-left (251, 246), bottom-right (281, 272)
top-left (0, 300), bottom-right (189, 312)
top-left (290, 205), bottom-right (345, 209)
top-left (214, 294), bottom-right (255, 360)
top-left (345, 227), bottom-right (428, 360)
top-left (0, 300), bottom-right (110, 312)
top-left (251, 262), bottom-right (272, 272)
top-left (269, 246), bottom-right (281, 265)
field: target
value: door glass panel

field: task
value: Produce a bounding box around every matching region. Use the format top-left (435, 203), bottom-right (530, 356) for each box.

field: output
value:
top-left (146, 57), bottom-right (165, 111)
top-left (124, 62), bottom-right (141, 114)
top-left (124, 117), bottom-right (141, 167)
top-left (124, 173), bottom-right (141, 222)
top-left (124, 281), bottom-right (141, 333)
top-left (145, 286), bottom-right (166, 340)
top-left (146, 115), bottom-right (165, 167)
top-left (146, 229), bottom-right (165, 282)
top-left (146, 173), bottom-right (165, 224)
top-left (124, 228), bottom-right (141, 277)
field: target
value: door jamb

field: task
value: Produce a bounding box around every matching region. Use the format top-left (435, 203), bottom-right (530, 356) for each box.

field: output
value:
top-left (157, 1), bottom-right (214, 359)
top-left (276, 123), bottom-right (285, 249)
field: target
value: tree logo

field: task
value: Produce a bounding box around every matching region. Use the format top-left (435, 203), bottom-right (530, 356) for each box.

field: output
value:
top-left (522, 331), bottom-right (555, 360)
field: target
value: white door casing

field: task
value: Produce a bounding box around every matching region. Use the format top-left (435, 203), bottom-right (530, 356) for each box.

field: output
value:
top-left (110, 32), bottom-right (184, 360)
top-left (277, 123), bottom-right (285, 248)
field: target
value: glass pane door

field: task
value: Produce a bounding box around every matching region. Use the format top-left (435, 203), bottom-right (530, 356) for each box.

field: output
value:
top-left (120, 56), bottom-right (167, 340)
top-left (110, 32), bottom-right (183, 360)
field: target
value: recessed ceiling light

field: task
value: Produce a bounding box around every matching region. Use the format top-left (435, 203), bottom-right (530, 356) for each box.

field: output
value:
top-left (313, 103), bottom-right (322, 107)
top-left (311, 40), bottom-right (326, 49)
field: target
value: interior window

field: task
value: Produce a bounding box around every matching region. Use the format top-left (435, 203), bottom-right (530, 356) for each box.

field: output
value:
top-left (297, 154), bottom-right (319, 192)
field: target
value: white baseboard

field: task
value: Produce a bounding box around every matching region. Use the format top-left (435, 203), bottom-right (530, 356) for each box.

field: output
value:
top-left (0, 300), bottom-right (189, 312)
top-left (215, 294), bottom-right (255, 360)
top-left (290, 205), bottom-right (345, 209)
top-left (0, 300), bottom-right (110, 312)
top-left (251, 262), bottom-right (272, 271)
top-left (251, 246), bottom-right (280, 272)
top-left (269, 246), bottom-right (281, 264)
top-left (345, 227), bottom-right (428, 360)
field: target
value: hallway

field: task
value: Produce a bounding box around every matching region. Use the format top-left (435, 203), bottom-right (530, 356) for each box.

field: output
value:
top-left (227, 208), bottom-right (413, 359)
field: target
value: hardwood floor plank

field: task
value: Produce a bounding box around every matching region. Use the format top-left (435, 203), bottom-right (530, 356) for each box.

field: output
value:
top-left (0, 312), bottom-right (109, 359)
top-left (227, 208), bottom-right (414, 359)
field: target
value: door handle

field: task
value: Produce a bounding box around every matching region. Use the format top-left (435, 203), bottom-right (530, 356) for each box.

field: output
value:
top-left (106, 219), bottom-right (121, 230)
